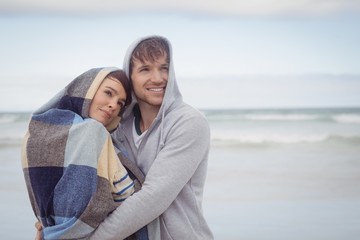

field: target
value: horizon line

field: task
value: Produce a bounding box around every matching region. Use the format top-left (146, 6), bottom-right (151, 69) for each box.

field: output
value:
top-left (2, 106), bottom-right (360, 114)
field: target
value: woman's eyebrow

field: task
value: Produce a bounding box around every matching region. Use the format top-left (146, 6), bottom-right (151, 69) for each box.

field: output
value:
top-left (105, 86), bottom-right (118, 94)
top-left (105, 86), bottom-right (126, 101)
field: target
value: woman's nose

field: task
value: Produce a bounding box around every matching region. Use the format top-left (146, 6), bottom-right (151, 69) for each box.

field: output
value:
top-left (108, 100), bottom-right (117, 109)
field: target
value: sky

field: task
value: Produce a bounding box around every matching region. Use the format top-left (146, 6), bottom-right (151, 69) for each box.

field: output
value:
top-left (0, 0), bottom-right (360, 111)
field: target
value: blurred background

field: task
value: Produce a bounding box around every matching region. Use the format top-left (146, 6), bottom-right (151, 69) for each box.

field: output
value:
top-left (1, 0), bottom-right (360, 111)
top-left (1, 0), bottom-right (360, 239)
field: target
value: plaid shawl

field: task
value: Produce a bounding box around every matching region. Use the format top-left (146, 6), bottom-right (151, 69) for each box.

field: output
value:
top-left (21, 67), bottom-right (145, 239)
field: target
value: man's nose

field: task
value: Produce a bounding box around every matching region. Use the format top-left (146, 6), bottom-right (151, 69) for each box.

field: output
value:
top-left (151, 70), bottom-right (163, 83)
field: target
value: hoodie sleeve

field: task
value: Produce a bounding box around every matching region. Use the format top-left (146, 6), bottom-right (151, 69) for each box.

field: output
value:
top-left (89, 110), bottom-right (210, 239)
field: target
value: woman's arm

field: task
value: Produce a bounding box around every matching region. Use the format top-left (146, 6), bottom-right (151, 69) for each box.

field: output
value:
top-left (35, 221), bottom-right (43, 240)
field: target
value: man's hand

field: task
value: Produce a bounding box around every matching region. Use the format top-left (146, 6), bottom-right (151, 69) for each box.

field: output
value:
top-left (34, 221), bottom-right (43, 240)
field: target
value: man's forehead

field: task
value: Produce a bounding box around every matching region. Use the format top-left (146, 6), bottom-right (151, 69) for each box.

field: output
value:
top-left (133, 53), bottom-right (169, 65)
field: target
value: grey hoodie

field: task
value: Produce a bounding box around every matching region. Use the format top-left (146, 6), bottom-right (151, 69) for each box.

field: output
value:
top-left (90, 36), bottom-right (213, 240)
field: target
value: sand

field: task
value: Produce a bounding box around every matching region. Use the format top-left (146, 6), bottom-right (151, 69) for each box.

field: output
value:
top-left (1, 142), bottom-right (360, 239)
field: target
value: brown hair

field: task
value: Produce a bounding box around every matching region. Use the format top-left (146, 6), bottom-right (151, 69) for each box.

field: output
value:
top-left (106, 70), bottom-right (132, 116)
top-left (129, 36), bottom-right (170, 76)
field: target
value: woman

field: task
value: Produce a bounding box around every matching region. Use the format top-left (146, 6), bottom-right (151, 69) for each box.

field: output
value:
top-left (22, 67), bottom-right (145, 239)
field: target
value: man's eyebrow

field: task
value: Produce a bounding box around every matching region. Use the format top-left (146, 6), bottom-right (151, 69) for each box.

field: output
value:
top-left (138, 63), bottom-right (149, 68)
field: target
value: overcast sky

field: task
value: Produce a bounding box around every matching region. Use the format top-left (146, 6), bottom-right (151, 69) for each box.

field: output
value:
top-left (1, 0), bottom-right (360, 111)
top-left (1, 0), bottom-right (360, 16)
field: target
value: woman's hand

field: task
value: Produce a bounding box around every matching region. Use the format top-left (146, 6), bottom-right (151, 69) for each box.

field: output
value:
top-left (34, 221), bottom-right (43, 240)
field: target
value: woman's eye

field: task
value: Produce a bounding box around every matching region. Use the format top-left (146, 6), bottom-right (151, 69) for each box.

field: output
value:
top-left (117, 101), bottom-right (124, 108)
top-left (105, 90), bottom-right (112, 96)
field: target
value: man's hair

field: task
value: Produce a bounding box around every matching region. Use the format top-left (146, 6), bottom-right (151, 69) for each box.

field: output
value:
top-left (130, 36), bottom-right (170, 75)
top-left (106, 70), bottom-right (132, 116)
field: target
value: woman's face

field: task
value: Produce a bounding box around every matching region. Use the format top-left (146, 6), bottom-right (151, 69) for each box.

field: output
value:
top-left (89, 77), bottom-right (126, 127)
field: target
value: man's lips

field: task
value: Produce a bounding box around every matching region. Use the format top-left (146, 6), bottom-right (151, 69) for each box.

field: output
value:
top-left (147, 87), bottom-right (165, 92)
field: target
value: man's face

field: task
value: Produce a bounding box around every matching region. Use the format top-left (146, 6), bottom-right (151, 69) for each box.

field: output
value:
top-left (130, 53), bottom-right (169, 108)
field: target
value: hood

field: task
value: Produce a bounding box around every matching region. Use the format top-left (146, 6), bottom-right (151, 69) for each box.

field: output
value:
top-left (122, 35), bottom-right (183, 120)
top-left (33, 67), bottom-right (121, 132)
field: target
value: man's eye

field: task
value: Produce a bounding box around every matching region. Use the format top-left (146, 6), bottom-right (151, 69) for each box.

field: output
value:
top-left (159, 65), bottom-right (169, 72)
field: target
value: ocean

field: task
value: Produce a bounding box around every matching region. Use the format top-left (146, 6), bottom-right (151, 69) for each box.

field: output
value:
top-left (1, 108), bottom-right (360, 239)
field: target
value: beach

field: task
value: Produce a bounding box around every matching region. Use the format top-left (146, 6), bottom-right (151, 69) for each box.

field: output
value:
top-left (1, 109), bottom-right (360, 239)
top-left (204, 143), bottom-right (360, 239)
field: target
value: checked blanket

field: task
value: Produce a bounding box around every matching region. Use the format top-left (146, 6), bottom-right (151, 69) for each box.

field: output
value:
top-left (21, 67), bottom-right (144, 239)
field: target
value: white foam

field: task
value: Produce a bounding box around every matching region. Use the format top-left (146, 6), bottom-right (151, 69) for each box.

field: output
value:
top-left (211, 131), bottom-right (329, 144)
top-left (244, 114), bottom-right (319, 121)
top-left (333, 114), bottom-right (360, 124)
top-left (0, 114), bottom-right (18, 124)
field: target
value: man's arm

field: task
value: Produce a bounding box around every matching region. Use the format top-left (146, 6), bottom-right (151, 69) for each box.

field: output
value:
top-left (90, 114), bottom-right (210, 239)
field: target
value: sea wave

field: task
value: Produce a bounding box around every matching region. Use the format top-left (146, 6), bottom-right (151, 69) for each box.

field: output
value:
top-left (0, 114), bottom-right (19, 123)
top-left (210, 134), bottom-right (360, 147)
top-left (208, 113), bottom-right (360, 124)
top-left (333, 114), bottom-right (360, 124)
top-left (204, 108), bottom-right (360, 124)
top-left (0, 137), bottom-right (22, 148)
top-left (0, 112), bottom-right (30, 123)
top-left (2, 133), bottom-right (359, 149)
top-left (244, 114), bottom-right (319, 121)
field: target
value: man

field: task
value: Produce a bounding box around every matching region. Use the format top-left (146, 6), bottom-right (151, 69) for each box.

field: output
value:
top-left (90, 36), bottom-right (213, 239)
